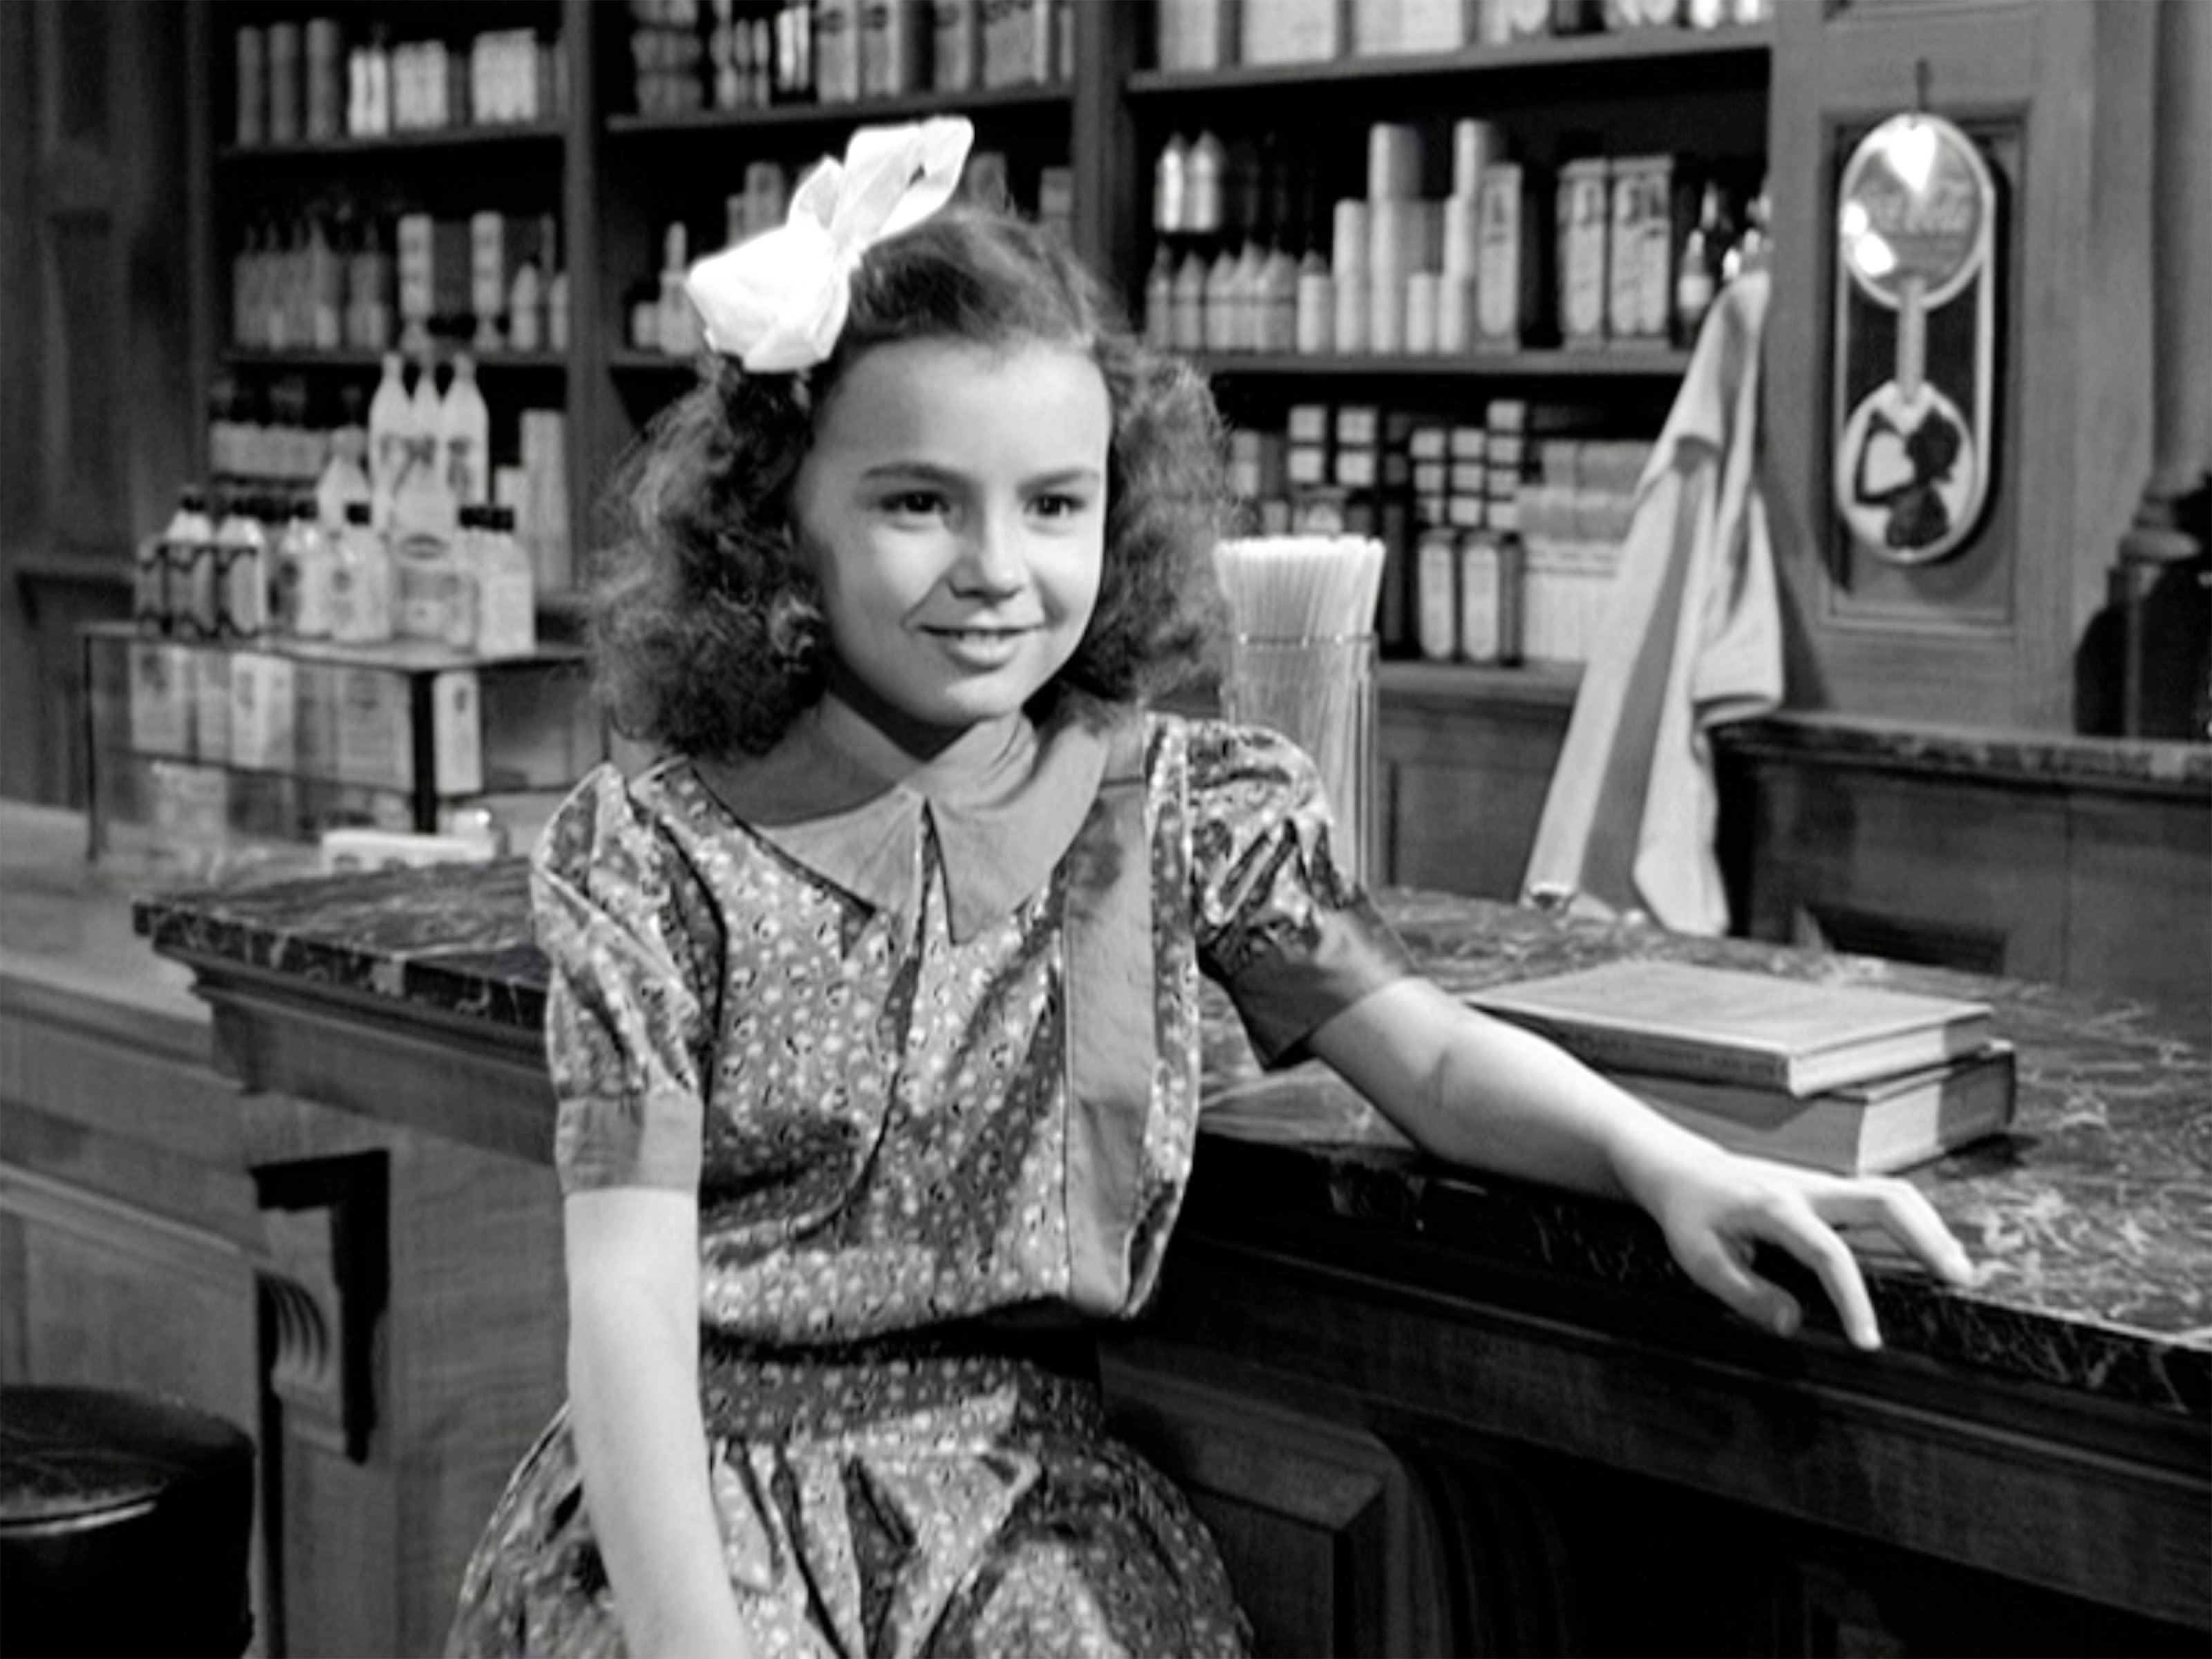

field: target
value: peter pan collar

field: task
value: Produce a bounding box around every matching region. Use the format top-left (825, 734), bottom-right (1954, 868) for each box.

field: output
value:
top-left (693, 694), bottom-right (1117, 943)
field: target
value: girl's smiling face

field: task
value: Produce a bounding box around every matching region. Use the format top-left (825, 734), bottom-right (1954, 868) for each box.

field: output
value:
top-left (791, 337), bottom-right (1112, 755)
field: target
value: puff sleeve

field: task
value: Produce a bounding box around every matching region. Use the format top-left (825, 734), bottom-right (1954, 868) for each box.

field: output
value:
top-left (1188, 720), bottom-right (1416, 1067)
top-left (532, 764), bottom-right (724, 1194)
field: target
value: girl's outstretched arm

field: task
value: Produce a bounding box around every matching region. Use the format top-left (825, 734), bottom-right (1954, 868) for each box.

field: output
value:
top-left (1304, 977), bottom-right (1978, 1349)
top-left (565, 1188), bottom-right (756, 1658)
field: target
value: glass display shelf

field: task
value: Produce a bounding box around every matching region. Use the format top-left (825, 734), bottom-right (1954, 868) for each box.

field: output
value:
top-left (82, 623), bottom-right (603, 883)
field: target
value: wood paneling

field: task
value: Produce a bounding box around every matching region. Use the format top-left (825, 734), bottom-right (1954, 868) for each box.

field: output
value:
top-left (1100, 1347), bottom-right (1451, 1658)
top-left (0, 0), bottom-right (196, 805)
top-left (1764, 0), bottom-right (2159, 729)
top-left (1377, 664), bottom-right (1576, 899)
top-left (1, 948), bottom-right (566, 1656)
top-left (1721, 733), bottom-right (2211, 1012)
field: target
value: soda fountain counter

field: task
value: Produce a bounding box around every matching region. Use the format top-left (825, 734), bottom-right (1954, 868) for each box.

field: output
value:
top-left (4, 796), bottom-right (2204, 1656)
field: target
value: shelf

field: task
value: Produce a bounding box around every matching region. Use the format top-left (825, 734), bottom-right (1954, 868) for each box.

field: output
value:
top-left (609, 349), bottom-right (704, 373)
top-left (1126, 24), bottom-right (1770, 99)
top-left (1187, 349), bottom-right (1691, 379)
top-left (1380, 657), bottom-right (1582, 709)
top-left (84, 621), bottom-right (585, 672)
top-left (217, 121), bottom-right (565, 162)
top-left (223, 348), bottom-right (568, 372)
top-left (606, 82), bottom-right (1071, 138)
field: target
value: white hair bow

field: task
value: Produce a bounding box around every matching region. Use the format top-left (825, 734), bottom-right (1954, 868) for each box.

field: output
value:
top-left (684, 115), bottom-right (975, 373)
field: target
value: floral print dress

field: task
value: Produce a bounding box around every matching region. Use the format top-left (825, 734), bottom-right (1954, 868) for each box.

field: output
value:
top-left (447, 694), bottom-right (1413, 1658)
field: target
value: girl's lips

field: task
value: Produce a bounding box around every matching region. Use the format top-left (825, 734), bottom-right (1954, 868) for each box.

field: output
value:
top-left (924, 626), bottom-right (1034, 666)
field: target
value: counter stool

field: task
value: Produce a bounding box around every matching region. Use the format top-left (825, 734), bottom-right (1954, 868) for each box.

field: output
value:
top-left (0, 1386), bottom-right (254, 1658)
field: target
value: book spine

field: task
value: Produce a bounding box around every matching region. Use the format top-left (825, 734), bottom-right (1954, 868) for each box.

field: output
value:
top-left (1638, 1102), bottom-right (1857, 1175)
top-left (1485, 1013), bottom-right (1793, 1089)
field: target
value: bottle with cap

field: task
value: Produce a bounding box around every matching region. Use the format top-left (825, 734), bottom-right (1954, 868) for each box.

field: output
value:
top-left (171, 488), bottom-right (224, 641)
top-left (474, 503), bottom-right (537, 658)
top-left (1187, 131), bottom-right (1226, 236)
top-left (1258, 244), bottom-right (1299, 354)
top-left (440, 353), bottom-right (490, 509)
top-left (144, 486), bottom-right (212, 637)
top-left (315, 390), bottom-right (373, 529)
top-left (1727, 177), bottom-right (1771, 281)
top-left (274, 495), bottom-right (335, 639)
top-left (1143, 246), bottom-right (1176, 351)
top-left (389, 358), bottom-right (453, 538)
top-left (1203, 250), bottom-right (1240, 354)
top-left (1154, 134), bottom-right (1189, 234)
top-left (1676, 182), bottom-right (1729, 344)
top-left (329, 499), bottom-right (393, 644)
top-left (543, 216), bottom-right (570, 353)
top-left (212, 493), bottom-right (270, 639)
top-left (1171, 252), bottom-right (1208, 353)
top-left (658, 222), bottom-right (701, 357)
top-left (444, 504), bottom-right (486, 651)
top-left (366, 351), bottom-right (411, 527)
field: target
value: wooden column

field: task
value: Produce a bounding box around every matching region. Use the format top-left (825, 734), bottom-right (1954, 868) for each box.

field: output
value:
top-left (2111, 0), bottom-right (2212, 736)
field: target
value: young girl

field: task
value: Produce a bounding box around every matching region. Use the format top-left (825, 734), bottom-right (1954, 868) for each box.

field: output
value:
top-left (449, 118), bottom-right (1974, 1659)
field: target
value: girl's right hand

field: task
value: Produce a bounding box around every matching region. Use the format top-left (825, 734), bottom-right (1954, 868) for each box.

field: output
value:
top-left (1624, 1133), bottom-right (1978, 1349)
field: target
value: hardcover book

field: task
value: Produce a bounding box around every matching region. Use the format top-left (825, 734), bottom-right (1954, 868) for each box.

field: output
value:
top-left (1467, 959), bottom-right (1996, 1096)
top-left (1611, 1042), bottom-right (2017, 1174)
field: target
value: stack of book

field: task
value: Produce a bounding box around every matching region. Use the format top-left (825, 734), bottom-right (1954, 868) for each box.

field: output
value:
top-left (1467, 959), bottom-right (2016, 1175)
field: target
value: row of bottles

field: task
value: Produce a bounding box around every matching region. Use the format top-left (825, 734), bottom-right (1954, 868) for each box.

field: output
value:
top-left (234, 19), bottom-right (565, 147)
top-left (1145, 126), bottom-right (1772, 356)
top-left (234, 209), bottom-right (567, 357)
top-left (137, 488), bottom-right (536, 659)
top-left (629, 0), bottom-right (1071, 119)
top-left (222, 355), bottom-right (494, 518)
top-left (364, 353), bottom-right (491, 535)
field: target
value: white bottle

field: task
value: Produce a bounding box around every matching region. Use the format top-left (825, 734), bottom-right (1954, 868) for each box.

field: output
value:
top-left (507, 256), bottom-right (543, 352)
top-left (657, 222), bottom-right (700, 357)
top-left (545, 261), bottom-right (569, 353)
top-left (329, 500), bottom-right (393, 643)
top-left (142, 486), bottom-right (206, 636)
top-left (543, 216), bottom-right (568, 353)
top-left (388, 358), bottom-right (455, 538)
top-left (275, 495), bottom-right (335, 639)
top-left (440, 353), bottom-right (491, 509)
top-left (444, 505), bottom-right (485, 650)
top-left (473, 503), bottom-right (536, 657)
top-left (366, 352), bottom-right (412, 529)
top-left (315, 419), bottom-right (373, 530)
top-left (212, 494), bottom-right (270, 639)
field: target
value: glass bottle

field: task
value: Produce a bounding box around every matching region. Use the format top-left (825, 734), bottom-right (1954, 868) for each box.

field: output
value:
top-left (1675, 183), bottom-right (1727, 344)
top-left (330, 499), bottom-right (393, 644)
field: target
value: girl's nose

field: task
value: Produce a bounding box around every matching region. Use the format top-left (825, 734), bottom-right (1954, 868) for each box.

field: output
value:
top-left (950, 512), bottom-right (1024, 594)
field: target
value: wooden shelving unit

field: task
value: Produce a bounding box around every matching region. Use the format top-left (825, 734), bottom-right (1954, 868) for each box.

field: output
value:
top-left (185, 1), bottom-right (1772, 890)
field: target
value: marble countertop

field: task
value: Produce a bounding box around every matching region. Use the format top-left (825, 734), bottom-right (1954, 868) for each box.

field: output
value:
top-left (125, 847), bottom-right (2212, 1424)
top-left (1716, 711), bottom-right (2212, 795)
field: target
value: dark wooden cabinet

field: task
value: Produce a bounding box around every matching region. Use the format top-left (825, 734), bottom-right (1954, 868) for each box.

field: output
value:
top-left (1717, 719), bottom-right (2212, 1013)
top-left (1763, 0), bottom-right (2166, 731)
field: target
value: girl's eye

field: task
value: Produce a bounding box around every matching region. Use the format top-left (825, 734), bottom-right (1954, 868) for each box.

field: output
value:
top-left (1031, 493), bottom-right (1089, 521)
top-left (879, 491), bottom-right (949, 521)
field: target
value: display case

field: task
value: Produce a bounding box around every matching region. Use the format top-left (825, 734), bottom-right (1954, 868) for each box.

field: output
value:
top-left (82, 622), bottom-right (602, 880)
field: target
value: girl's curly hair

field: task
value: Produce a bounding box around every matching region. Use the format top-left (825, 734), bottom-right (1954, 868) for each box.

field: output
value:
top-left (588, 205), bottom-right (1232, 758)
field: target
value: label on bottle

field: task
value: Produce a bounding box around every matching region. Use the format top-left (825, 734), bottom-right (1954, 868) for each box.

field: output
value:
top-left (216, 541), bottom-right (265, 638)
top-left (1476, 166), bottom-right (1526, 342)
top-left (128, 642), bottom-right (191, 756)
top-left (1416, 532), bottom-right (1460, 661)
top-left (189, 646), bottom-right (232, 763)
top-left (135, 538), bottom-right (171, 634)
top-left (1459, 534), bottom-right (1502, 662)
top-left (229, 651), bottom-right (297, 771)
top-left (1559, 161), bottom-right (1610, 344)
top-left (333, 666), bottom-right (409, 789)
top-left (394, 534), bottom-right (460, 641)
top-left (171, 536), bottom-right (221, 640)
